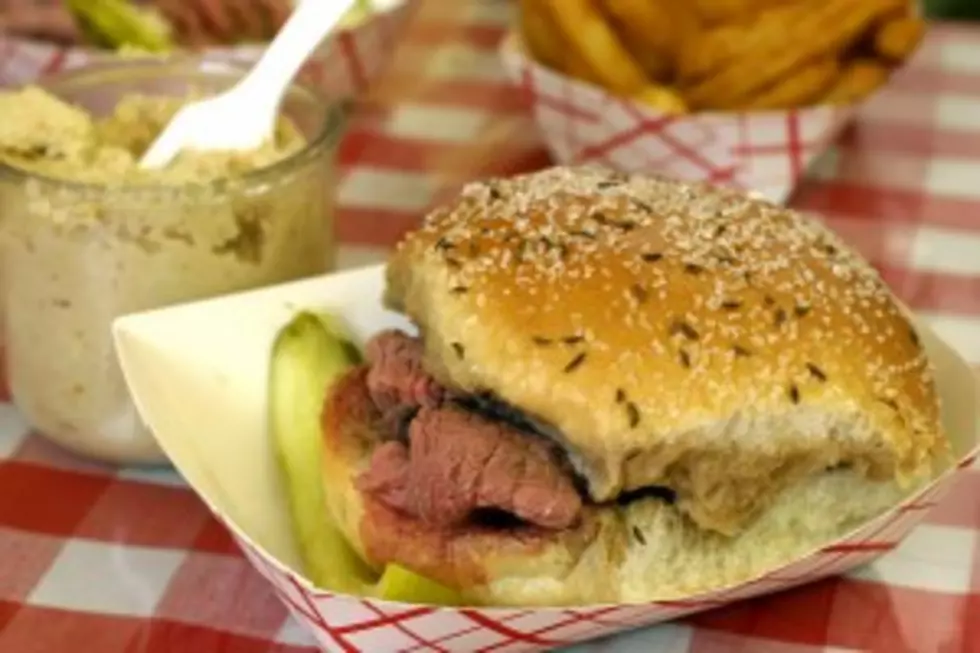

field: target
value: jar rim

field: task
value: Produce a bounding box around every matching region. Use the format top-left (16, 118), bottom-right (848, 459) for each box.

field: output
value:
top-left (0, 56), bottom-right (346, 197)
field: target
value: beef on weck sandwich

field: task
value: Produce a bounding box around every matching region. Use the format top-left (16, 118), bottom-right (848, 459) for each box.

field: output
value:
top-left (320, 166), bottom-right (949, 606)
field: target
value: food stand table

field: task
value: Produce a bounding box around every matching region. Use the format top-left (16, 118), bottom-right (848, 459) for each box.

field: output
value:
top-left (1, 2), bottom-right (980, 651)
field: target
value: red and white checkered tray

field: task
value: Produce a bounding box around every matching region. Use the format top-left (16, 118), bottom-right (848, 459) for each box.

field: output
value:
top-left (111, 264), bottom-right (980, 653)
top-left (499, 34), bottom-right (879, 204)
top-left (0, 1), bottom-right (410, 98)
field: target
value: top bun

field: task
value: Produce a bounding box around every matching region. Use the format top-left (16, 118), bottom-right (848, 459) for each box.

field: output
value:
top-left (384, 166), bottom-right (947, 535)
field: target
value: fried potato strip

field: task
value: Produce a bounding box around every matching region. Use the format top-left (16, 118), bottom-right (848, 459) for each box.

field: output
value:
top-left (537, 0), bottom-right (649, 93)
top-left (684, 0), bottom-right (905, 109)
top-left (740, 59), bottom-right (840, 110)
top-left (874, 15), bottom-right (926, 62)
top-left (821, 58), bottom-right (891, 105)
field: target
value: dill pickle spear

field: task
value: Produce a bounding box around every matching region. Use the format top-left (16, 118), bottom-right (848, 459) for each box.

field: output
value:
top-left (269, 311), bottom-right (374, 593)
top-left (337, 0), bottom-right (377, 28)
top-left (375, 563), bottom-right (463, 606)
top-left (68, 0), bottom-right (173, 52)
top-left (269, 311), bottom-right (463, 606)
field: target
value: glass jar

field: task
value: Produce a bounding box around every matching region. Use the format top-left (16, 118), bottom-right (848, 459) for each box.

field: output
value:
top-left (0, 59), bottom-right (343, 465)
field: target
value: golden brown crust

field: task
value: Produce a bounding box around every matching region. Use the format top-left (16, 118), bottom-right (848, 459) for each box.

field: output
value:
top-left (320, 367), bottom-right (936, 606)
top-left (384, 166), bottom-right (946, 534)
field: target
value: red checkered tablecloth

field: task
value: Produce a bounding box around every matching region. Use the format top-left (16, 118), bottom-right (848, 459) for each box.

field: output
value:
top-left (3, 2), bottom-right (980, 652)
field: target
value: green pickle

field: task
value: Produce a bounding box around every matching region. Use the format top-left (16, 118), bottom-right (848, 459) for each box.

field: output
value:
top-left (269, 311), bottom-right (462, 606)
top-left (70, 0), bottom-right (380, 53)
top-left (68, 0), bottom-right (173, 52)
top-left (337, 0), bottom-right (377, 27)
top-left (375, 563), bottom-right (463, 606)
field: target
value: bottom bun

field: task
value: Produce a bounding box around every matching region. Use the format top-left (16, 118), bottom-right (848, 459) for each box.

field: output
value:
top-left (321, 368), bottom-right (934, 607)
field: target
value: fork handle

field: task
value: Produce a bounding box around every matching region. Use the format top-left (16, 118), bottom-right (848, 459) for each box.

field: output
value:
top-left (237, 0), bottom-right (360, 110)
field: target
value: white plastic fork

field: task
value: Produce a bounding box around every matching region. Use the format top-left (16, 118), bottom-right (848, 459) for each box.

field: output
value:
top-left (140, 0), bottom-right (359, 169)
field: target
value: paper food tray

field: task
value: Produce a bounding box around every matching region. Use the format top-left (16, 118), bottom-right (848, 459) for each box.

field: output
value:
top-left (113, 265), bottom-right (979, 653)
top-left (499, 32), bottom-right (874, 205)
top-left (0, 0), bottom-right (410, 99)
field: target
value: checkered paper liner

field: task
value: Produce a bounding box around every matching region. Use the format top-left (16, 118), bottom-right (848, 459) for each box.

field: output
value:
top-left (230, 476), bottom-right (972, 653)
top-left (112, 265), bottom-right (980, 653)
top-left (0, 2), bottom-right (410, 99)
top-left (498, 33), bottom-right (866, 205)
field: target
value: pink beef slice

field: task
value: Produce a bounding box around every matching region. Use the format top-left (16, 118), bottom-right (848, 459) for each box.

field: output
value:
top-left (364, 330), bottom-right (444, 414)
top-left (358, 405), bottom-right (583, 530)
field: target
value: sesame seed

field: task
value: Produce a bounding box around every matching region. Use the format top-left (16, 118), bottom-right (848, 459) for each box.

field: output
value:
top-left (532, 336), bottom-right (552, 346)
top-left (450, 286), bottom-right (468, 294)
top-left (789, 385), bottom-right (800, 404)
top-left (406, 167), bottom-right (912, 419)
top-left (615, 388), bottom-right (626, 403)
top-left (451, 342), bottom-right (465, 359)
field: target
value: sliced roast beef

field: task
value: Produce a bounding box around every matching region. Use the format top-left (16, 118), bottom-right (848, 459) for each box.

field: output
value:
top-left (356, 329), bottom-right (583, 531)
top-left (358, 405), bottom-right (582, 530)
top-left (358, 441), bottom-right (411, 509)
top-left (365, 330), bottom-right (444, 415)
